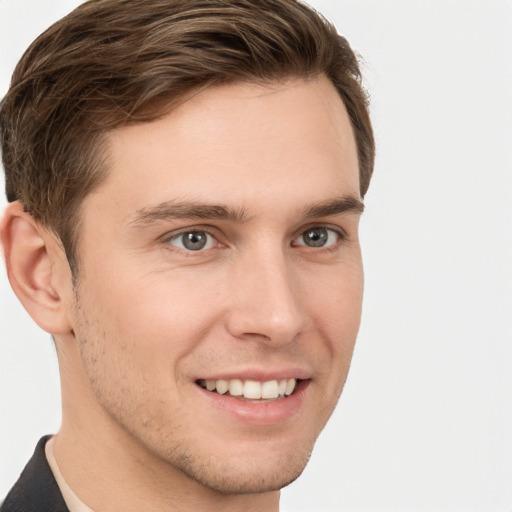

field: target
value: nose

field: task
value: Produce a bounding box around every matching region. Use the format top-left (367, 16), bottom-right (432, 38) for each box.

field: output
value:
top-left (224, 248), bottom-right (304, 346)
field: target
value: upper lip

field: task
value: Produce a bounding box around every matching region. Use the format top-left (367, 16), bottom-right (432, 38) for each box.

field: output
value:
top-left (195, 367), bottom-right (312, 382)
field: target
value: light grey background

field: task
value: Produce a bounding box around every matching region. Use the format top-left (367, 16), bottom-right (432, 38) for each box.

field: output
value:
top-left (1, 1), bottom-right (511, 510)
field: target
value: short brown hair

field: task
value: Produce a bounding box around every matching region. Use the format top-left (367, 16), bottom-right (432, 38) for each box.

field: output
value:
top-left (0, 0), bottom-right (375, 273)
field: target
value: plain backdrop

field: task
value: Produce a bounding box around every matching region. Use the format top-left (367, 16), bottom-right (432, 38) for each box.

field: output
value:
top-left (1, 1), bottom-right (511, 511)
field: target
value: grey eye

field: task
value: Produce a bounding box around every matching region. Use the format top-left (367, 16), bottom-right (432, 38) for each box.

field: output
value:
top-left (295, 227), bottom-right (340, 248)
top-left (170, 231), bottom-right (214, 251)
top-left (303, 228), bottom-right (328, 247)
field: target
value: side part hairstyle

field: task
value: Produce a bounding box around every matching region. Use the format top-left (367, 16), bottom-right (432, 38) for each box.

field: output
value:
top-left (0, 0), bottom-right (375, 273)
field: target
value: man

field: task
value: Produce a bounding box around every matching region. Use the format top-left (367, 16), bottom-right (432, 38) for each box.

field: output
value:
top-left (0, 0), bottom-right (374, 510)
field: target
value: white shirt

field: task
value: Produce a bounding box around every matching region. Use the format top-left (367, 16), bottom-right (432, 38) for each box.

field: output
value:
top-left (45, 436), bottom-right (95, 512)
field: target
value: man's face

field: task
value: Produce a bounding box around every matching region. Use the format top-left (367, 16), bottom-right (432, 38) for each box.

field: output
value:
top-left (67, 76), bottom-right (363, 494)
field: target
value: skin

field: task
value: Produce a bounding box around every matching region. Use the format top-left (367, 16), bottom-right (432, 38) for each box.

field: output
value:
top-left (1, 75), bottom-right (363, 511)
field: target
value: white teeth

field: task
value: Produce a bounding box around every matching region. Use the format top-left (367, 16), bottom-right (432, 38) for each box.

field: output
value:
top-left (285, 378), bottom-right (296, 396)
top-left (261, 380), bottom-right (279, 399)
top-left (243, 380), bottom-right (262, 399)
top-left (215, 379), bottom-right (229, 394)
top-left (228, 379), bottom-right (243, 396)
top-left (199, 378), bottom-right (298, 399)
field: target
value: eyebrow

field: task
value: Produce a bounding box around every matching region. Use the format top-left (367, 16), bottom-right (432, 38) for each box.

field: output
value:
top-left (129, 195), bottom-right (364, 227)
top-left (130, 201), bottom-right (250, 226)
top-left (302, 195), bottom-right (365, 218)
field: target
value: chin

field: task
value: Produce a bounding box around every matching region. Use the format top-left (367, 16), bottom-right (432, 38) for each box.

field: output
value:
top-left (161, 438), bottom-right (314, 495)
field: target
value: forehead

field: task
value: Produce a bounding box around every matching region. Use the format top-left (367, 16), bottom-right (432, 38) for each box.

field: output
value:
top-left (89, 76), bottom-right (359, 217)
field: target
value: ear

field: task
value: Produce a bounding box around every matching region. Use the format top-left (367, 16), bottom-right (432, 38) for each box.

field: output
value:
top-left (1, 201), bottom-right (74, 335)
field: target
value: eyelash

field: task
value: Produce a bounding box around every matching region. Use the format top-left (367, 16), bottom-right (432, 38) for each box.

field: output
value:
top-left (162, 225), bottom-right (347, 254)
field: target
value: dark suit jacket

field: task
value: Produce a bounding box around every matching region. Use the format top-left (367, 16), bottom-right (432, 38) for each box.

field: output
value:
top-left (1, 436), bottom-right (69, 512)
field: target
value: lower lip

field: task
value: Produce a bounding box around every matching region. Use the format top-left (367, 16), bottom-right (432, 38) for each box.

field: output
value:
top-left (195, 380), bottom-right (310, 426)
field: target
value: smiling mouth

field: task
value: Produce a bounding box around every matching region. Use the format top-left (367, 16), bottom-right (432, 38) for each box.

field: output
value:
top-left (196, 378), bottom-right (300, 401)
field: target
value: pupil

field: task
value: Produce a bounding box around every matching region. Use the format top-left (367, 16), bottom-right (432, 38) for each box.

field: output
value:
top-left (183, 232), bottom-right (207, 250)
top-left (304, 228), bottom-right (327, 247)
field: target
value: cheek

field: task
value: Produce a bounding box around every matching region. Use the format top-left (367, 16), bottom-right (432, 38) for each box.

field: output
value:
top-left (313, 259), bottom-right (364, 336)
top-left (76, 268), bottom-right (222, 376)
top-left (72, 278), bottom-right (199, 425)
top-left (307, 261), bottom-right (363, 385)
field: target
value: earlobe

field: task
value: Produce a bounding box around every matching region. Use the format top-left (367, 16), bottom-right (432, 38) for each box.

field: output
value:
top-left (1, 201), bottom-right (74, 335)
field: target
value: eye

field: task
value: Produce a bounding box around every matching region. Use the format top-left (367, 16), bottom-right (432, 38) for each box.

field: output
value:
top-left (168, 230), bottom-right (216, 251)
top-left (294, 227), bottom-right (342, 248)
